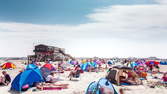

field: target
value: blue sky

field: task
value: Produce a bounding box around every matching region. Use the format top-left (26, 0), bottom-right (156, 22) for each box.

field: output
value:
top-left (0, 0), bottom-right (167, 58)
top-left (0, 0), bottom-right (155, 24)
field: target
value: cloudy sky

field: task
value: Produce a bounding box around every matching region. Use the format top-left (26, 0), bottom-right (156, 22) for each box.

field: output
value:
top-left (0, 0), bottom-right (167, 58)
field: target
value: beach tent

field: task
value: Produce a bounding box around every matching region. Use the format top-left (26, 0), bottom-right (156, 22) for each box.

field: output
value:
top-left (106, 66), bottom-right (139, 85)
top-left (42, 63), bottom-right (55, 71)
top-left (146, 61), bottom-right (159, 65)
top-left (96, 60), bottom-right (102, 65)
top-left (90, 62), bottom-right (97, 67)
top-left (154, 61), bottom-right (160, 65)
top-left (70, 60), bottom-right (78, 65)
top-left (130, 62), bottom-right (138, 68)
top-left (26, 64), bottom-right (38, 70)
top-left (11, 65), bottom-right (44, 91)
top-left (135, 60), bottom-right (146, 66)
top-left (81, 63), bottom-right (88, 71)
top-left (108, 60), bottom-right (113, 65)
top-left (146, 61), bottom-right (160, 66)
top-left (1, 62), bottom-right (16, 69)
top-left (81, 62), bottom-right (97, 71)
top-left (160, 61), bottom-right (167, 65)
top-left (85, 78), bottom-right (118, 94)
top-left (81, 62), bottom-right (91, 71)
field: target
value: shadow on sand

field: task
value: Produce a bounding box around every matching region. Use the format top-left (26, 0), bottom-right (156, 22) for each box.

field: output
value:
top-left (8, 90), bottom-right (22, 94)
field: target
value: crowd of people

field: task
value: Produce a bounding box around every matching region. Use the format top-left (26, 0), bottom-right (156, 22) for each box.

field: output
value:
top-left (0, 58), bottom-right (167, 94)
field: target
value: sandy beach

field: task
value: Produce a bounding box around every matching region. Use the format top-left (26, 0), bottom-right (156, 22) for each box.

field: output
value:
top-left (0, 0), bottom-right (167, 94)
top-left (0, 60), bottom-right (167, 94)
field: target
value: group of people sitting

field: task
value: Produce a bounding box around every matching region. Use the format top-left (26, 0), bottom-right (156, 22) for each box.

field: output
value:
top-left (43, 65), bottom-right (83, 83)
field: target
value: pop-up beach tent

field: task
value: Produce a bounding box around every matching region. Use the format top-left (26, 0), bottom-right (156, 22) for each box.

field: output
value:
top-left (160, 61), bottom-right (167, 65)
top-left (42, 63), bottom-right (55, 71)
top-left (11, 64), bottom-right (44, 91)
top-left (26, 64), bottom-right (38, 69)
top-left (106, 66), bottom-right (140, 86)
top-left (146, 60), bottom-right (160, 66)
top-left (81, 62), bottom-right (97, 71)
top-left (85, 78), bottom-right (118, 94)
top-left (1, 62), bottom-right (16, 69)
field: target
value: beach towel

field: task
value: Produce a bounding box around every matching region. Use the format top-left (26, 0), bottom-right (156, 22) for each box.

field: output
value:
top-left (37, 83), bottom-right (69, 90)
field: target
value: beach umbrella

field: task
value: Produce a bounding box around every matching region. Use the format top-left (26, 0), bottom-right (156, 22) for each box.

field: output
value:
top-left (1, 62), bottom-right (16, 69)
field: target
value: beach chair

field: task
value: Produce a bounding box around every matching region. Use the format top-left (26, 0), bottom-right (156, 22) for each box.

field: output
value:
top-left (69, 70), bottom-right (81, 80)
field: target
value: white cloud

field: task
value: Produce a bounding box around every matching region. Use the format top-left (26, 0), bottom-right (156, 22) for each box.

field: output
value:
top-left (0, 2), bottom-right (167, 58)
top-left (154, 0), bottom-right (167, 4)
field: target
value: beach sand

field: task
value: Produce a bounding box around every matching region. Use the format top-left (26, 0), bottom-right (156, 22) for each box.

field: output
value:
top-left (0, 60), bottom-right (167, 94)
